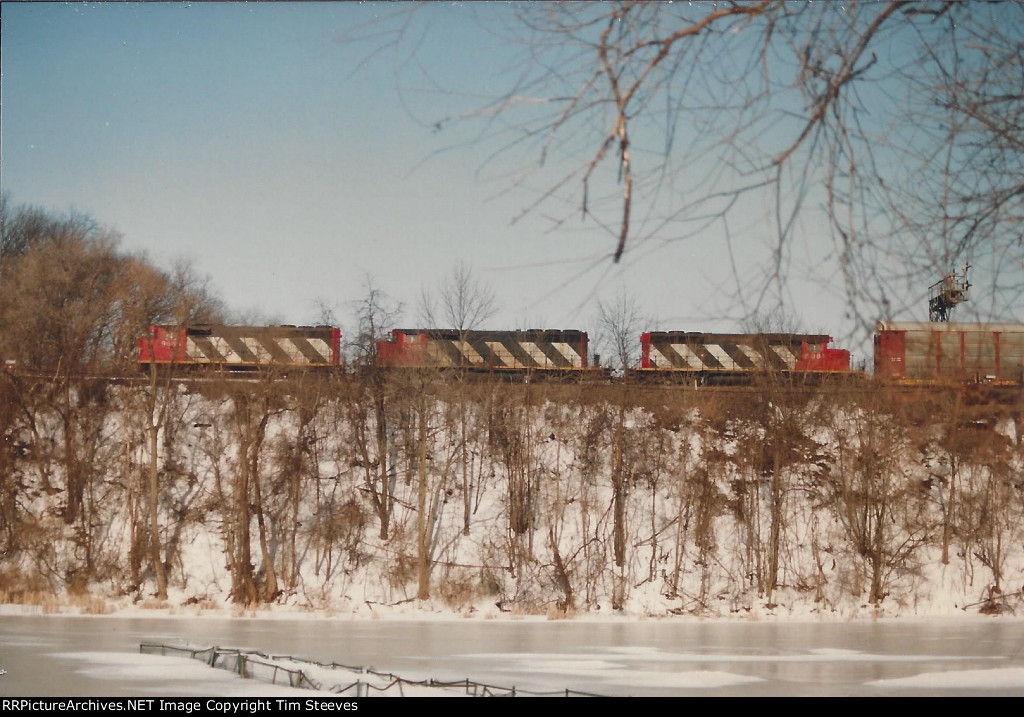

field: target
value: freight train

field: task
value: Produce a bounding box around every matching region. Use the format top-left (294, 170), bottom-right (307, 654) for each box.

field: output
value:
top-left (132, 321), bottom-right (1024, 388)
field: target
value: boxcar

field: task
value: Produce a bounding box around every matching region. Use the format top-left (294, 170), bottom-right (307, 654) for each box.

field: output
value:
top-left (637, 332), bottom-right (850, 384)
top-left (377, 329), bottom-right (591, 376)
top-left (138, 325), bottom-right (342, 371)
top-left (874, 321), bottom-right (1024, 385)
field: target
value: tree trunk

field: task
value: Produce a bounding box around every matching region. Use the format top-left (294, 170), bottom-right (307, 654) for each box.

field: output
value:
top-left (766, 447), bottom-right (783, 603)
top-left (147, 417), bottom-right (167, 599)
top-left (374, 389), bottom-right (391, 540)
top-left (417, 400), bottom-right (430, 600)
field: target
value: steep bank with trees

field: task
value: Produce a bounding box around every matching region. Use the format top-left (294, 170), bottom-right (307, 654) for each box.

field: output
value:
top-left (2, 373), bottom-right (1022, 620)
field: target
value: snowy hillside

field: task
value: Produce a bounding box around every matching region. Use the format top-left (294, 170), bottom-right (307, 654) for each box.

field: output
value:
top-left (2, 376), bottom-right (1022, 621)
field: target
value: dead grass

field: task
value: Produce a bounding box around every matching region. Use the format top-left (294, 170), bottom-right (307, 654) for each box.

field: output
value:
top-left (436, 567), bottom-right (491, 611)
top-left (137, 598), bottom-right (171, 610)
top-left (545, 602), bottom-right (577, 620)
top-left (0, 566), bottom-right (57, 606)
top-left (181, 595), bottom-right (220, 611)
top-left (68, 592), bottom-right (114, 615)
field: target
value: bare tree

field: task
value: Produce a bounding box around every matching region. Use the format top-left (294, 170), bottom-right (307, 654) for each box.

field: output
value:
top-left (595, 290), bottom-right (646, 372)
top-left (420, 262), bottom-right (497, 535)
top-left (826, 388), bottom-right (930, 606)
top-left (348, 276), bottom-right (403, 540)
top-left (348, 275), bottom-right (403, 369)
top-left (132, 260), bottom-right (223, 600)
top-left (419, 261), bottom-right (497, 331)
top-left (739, 307), bottom-right (805, 336)
top-left (367, 2), bottom-right (1024, 330)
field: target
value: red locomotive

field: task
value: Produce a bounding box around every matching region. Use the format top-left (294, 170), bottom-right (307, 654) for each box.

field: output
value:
top-left (137, 324), bottom-right (342, 371)
top-left (637, 331), bottom-right (851, 384)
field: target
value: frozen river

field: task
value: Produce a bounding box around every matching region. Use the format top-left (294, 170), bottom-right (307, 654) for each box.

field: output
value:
top-left (2, 613), bottom-right (1024, 697)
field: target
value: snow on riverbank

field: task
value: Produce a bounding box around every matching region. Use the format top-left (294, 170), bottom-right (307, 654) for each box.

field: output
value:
top-left (4, 385), bottom-right (1024, 623)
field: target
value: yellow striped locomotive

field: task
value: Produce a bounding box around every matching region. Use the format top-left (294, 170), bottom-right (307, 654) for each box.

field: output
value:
top-left (377, 329), bottom-right (595, 379)
top-left (137, 324), bottom-right (342, 371)
top-left (636, 331), bottom-right (851, 385)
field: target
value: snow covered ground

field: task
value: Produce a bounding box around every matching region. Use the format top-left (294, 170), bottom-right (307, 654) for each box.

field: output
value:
top-left (7, 385), bottom-right (1024, 622)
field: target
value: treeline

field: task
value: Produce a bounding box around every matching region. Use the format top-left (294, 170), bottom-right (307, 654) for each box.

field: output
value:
top-left (2, 366), bottom-right (1022, 616)
top-left (0, 197), bottom-right (223, 376)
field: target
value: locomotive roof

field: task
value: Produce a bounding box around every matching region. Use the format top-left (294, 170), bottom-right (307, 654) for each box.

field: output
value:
top-left (644, 331), bottom-right (833, 341)
top-left (875, 321), bottom-right (1024, 333)
top-left (168, 324), bottom-right (340, 337)
top-left (394, 328), bottom-right (586, 337)
top-left (156, 324), bottom-right (338, 331)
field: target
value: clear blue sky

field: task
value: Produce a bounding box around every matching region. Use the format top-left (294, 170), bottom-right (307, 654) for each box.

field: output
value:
top-left (2, 2), bottom-right (866, 360)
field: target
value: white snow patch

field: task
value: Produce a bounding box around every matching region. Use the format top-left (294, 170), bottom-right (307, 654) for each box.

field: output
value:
top-left (869, 667), bottom-right (1024, 690)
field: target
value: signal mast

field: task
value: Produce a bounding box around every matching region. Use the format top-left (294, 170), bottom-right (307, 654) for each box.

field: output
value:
top-left (928, 264), bottom-right (970, 322)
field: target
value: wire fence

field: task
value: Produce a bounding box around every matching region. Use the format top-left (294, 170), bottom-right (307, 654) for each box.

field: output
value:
top-left (139, 642), bottom-right (605, 697)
